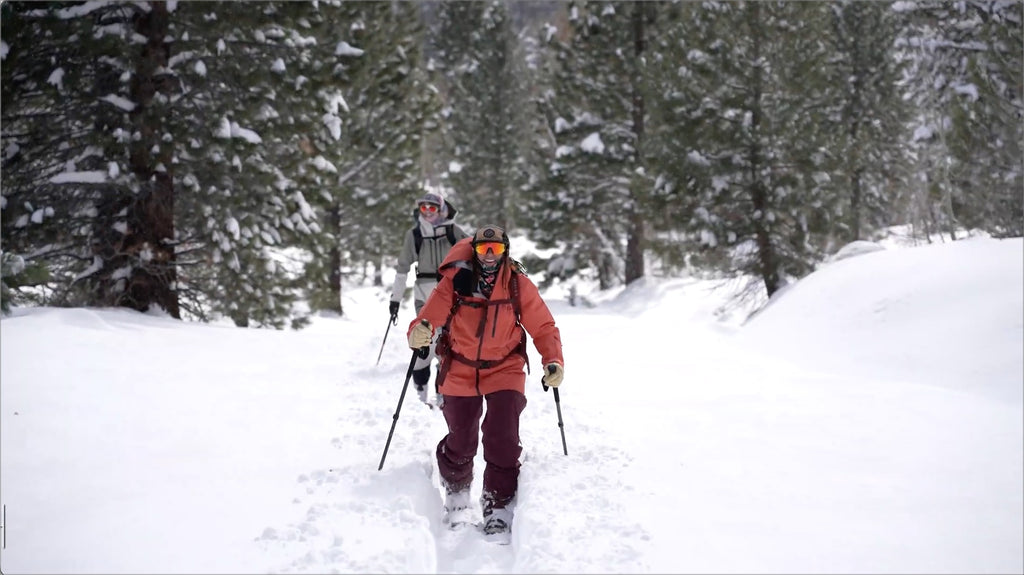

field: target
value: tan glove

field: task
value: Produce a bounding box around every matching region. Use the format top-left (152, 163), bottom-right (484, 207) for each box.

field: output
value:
top-left (408, 320), bottom-right (433, 349)
top-left (542, 363), bottom-right (564, 388)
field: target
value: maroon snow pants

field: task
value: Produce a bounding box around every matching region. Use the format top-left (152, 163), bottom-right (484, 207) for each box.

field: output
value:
top-left (436, 389), bottom-right (527, 511)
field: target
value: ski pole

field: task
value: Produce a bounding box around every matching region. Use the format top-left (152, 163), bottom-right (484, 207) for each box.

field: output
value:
top-left (378, 322), bottom-right (430, 471)
top-left (375, 313), bottom-right (398, 366)
top-left (542, 364), bottom-right (568, 456)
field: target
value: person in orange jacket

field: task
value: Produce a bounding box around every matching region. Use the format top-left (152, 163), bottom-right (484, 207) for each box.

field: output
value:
top-left (407, 224), bottom-right (564, 538)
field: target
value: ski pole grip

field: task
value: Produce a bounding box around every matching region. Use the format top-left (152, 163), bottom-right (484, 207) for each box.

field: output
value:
top-left (542, 364), bottom-right (557, 392)
top-left (417, 319), bottom-right (431, 358)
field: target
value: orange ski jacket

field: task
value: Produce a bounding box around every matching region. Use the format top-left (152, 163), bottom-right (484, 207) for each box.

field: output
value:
top-left (408, 238), bottom-right (563, 397)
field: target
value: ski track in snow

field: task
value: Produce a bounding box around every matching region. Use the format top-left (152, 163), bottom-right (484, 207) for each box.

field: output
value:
top-left (253, 312), bottom-right (652, 574)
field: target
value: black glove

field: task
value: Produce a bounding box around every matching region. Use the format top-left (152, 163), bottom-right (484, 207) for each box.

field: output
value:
top-left (389, 300), bottom-right (399, 323)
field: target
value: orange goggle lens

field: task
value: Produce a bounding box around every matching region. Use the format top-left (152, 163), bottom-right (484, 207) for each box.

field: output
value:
top-left (474, 242), bottom-right (506, 256)
top-left (419, 203), bottom-right (439, 214)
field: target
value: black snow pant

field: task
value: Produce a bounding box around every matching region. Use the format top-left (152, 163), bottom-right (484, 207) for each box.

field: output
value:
top-left (435, 390), bottom-right (527, 513)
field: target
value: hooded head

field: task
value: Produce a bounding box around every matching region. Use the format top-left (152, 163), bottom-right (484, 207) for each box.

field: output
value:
top-left (471, 225), bottom-right (509, 275)
top-left (416, 192), bottom-right (448, 224)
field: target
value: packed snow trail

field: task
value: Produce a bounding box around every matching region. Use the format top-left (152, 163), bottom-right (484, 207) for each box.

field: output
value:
top-left (254, 300), bottom-right (654, 573)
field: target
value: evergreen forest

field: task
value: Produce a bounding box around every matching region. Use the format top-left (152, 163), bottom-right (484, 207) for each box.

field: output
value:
top-left (2, 0), bottom-right (1020, 327)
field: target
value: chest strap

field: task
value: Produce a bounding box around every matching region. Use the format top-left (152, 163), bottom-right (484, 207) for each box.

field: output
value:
top-left (434, 287), bottom-right (527, 393)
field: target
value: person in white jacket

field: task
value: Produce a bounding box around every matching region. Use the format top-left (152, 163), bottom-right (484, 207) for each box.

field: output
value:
top-left (389, 192), bottom-right (471, 406)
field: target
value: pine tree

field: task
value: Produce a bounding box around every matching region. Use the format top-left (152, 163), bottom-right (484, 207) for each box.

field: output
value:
top-left (1, 2), bottom-right (177, 313)
top-left (291, 1), bottom-right (441, 315)
top-left (531, 0), bottom-right (649, 290)
top-left (163, 0), bottom-right (337, 327)
top-left (943, 1), bottom-right (1022, 237)
top-left (823, 0), bottom-right (913, 245)
top-left (511, 14), bottom-right (563, 248)
top-left (647, 1), bottom-right (835, 298)
top-left (2, 1), bottom-right (443, 325)
top-left (898, 0), bottom-right (1022, 239)
top-left (431, 0), bottom-right (519, 228)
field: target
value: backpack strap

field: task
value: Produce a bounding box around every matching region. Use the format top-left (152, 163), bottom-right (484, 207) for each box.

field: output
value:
top-left (508, 272), bottom-right (530, 375)
top-left (509, 272), bottom-right (522, 322)
top-left (434, 294), bottom-right (463, 392)
top-left (412, 226), bottom-right (423, 254)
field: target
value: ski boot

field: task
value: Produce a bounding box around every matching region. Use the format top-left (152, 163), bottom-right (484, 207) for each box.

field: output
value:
top-left (482, 507), bottom-right (512, 545)
top-left (442, 487), bottom-right (475, 529)
top-left (412, 367), bottom-right (430, 406)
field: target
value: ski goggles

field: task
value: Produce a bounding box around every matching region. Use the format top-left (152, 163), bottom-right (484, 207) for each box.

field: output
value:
top-left (473, 241), bottom-right (506, 256)
top-left (419, 203), bottom-right (440, 214)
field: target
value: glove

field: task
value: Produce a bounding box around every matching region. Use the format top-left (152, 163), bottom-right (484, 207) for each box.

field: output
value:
top-left (408, 320), bottom-right (433, 349)
top-left (542, 363), bottom-right (563, 388)
top-left (389, 300), bottom-right (399, 322)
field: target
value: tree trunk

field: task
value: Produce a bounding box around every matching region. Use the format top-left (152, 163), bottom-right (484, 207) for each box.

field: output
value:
top-left (329, 205), bottom-right (344, 315)
top-left (850, 168), bottom-right (863, 241)
top-left (373, 259), bottom-right (383, 287)
top-left (751, 179), bottom-right (781, 297)
top-left (124, 1), bottom-right (179, 318)
top-left (748, 3), bottom-right (781, 298)
top-left (624, 3), bottom-right (647, 286)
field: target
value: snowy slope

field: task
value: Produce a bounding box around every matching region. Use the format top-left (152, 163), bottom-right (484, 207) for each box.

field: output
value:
top-left (1, 237), bottom-right (1021, 574)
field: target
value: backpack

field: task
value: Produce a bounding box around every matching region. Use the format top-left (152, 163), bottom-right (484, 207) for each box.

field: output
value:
top-left (412, 224), bottom-right (458, 255)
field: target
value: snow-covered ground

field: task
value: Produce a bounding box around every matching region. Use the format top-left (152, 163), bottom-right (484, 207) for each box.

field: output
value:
top-left (1, 235), bottom-right (1021, 574)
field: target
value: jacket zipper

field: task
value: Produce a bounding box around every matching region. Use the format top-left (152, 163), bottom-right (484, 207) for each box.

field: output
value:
top-left (474, 303), bottom-right (488, 396)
